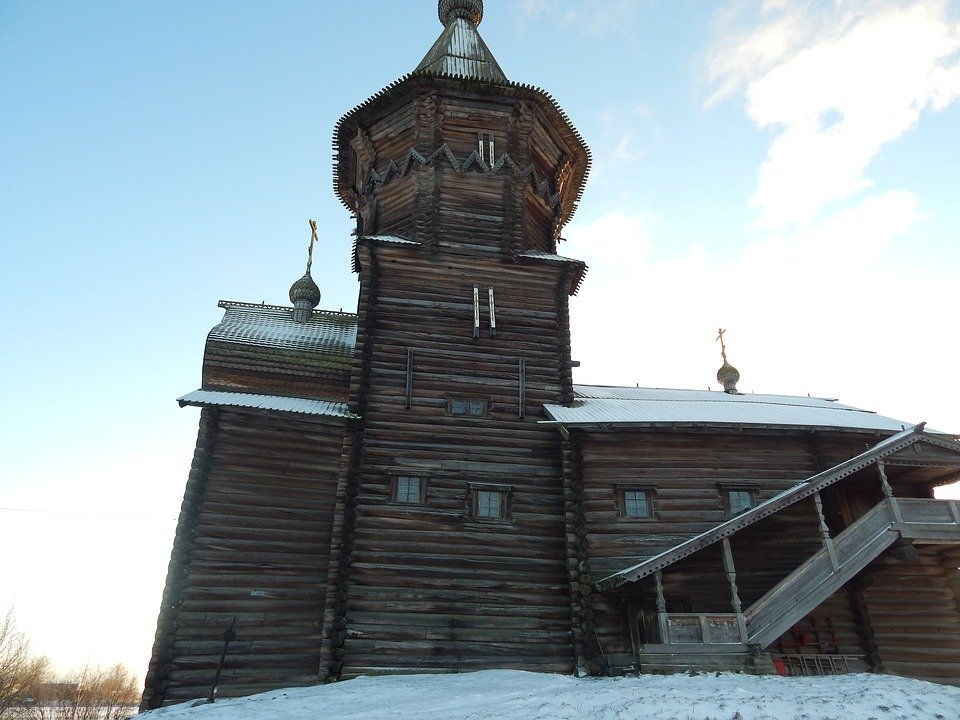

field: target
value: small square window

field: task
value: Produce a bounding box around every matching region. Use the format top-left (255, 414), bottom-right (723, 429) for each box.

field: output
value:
top-left (725, 489), bottom-right (754, 516)
top-left (476, 490), bottom-right (503, 518)
top-left (623, 490), bottom-right (650, 518)
top-left (392, 475), bottom-right (425, 504)
top-left (450, 398), bottom-right (487, 417)
top-left (618, 487), bottom-right (654, 519)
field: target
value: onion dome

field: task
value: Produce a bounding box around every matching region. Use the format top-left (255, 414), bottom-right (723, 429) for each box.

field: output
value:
top-left (289, 272), bottom-right (321, 308)
top-left (290, 220), bottom-right (322, 323)
top-left (717, 362), bottom-right (740, 395)
top-left (439, 0), bottom-right (483, 26)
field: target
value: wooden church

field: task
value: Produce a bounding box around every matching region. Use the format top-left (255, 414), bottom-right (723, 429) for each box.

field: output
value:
top-left (142, 1), bottom-right (960, 708)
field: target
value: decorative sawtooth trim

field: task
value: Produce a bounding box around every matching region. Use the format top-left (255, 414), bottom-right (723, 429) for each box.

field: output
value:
top-left (595, 426), bottom-right (931, 591)
top-left (217, 300), bottom-right (357, 319)
top-left (364, 143), bottom-right (559, 209)
top-left (332, 74), bottom-right (591, 230)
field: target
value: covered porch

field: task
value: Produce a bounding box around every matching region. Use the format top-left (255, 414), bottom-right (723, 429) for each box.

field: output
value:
top-left (595, 425), bottom-right (960, 678)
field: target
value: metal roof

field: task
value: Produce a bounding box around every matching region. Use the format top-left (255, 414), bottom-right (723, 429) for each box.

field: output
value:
top-left (541, 385), bottom-right (911, 432)
top-left (415, 16), bottom-right (507, 83)
top-left (518, 250), bottom-right (583, 264)
top-left (518, 251), bottom-right (588, 295)
top-left (361, 235), bottom-right (421, 246)
top-left (209, 301), bottom-right (357, 355)
top-left (178, 390), bottom-right (356, 419)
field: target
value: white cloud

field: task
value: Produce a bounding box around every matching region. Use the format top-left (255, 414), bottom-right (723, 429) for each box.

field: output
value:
top-left (563, 190), bottom-right (956, 430)
top-left (519, 0), bottom-right (552, 20)
top-left (708, 0), bottom-right (960, 228)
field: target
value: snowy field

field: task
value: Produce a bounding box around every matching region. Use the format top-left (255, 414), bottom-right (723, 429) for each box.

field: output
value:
top-left (141, 669), bottom-right (960, 720)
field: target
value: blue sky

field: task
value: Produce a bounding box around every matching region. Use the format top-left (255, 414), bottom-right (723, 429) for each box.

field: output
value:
top-left (1, 0), bottom-right (959, 678)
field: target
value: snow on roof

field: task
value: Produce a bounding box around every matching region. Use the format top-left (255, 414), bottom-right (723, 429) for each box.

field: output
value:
top-left (518, 250), bottom-right (583, 264)
top-left (209, 302), bottom-right (357, 355)
top-left (178, 390), bottom-right (356, 419)
top-left (518, 251), bottom-right (587, 294)
top-left (541, 385), bottom-right (911, 432)
top-left (360, 235), bottom-right (421, 246)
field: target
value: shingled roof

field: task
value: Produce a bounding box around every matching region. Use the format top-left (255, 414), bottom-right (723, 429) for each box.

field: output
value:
top-left (209, 301), bottom-right (357, 358)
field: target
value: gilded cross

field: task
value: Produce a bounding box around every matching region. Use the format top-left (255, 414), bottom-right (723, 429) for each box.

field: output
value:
top-left (307, 219), bottom-right (318, 274)
top-left (717, 328), bottom-right (728, 364)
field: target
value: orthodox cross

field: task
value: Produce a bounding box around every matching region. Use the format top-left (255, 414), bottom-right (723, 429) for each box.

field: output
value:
top-left (307, 219), bottom-right (318, 274)
top-left (717, 328), bottom-right (729, 364)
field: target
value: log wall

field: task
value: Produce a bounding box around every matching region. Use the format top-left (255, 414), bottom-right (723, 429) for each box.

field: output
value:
top-left (326, 239), bottom-right (577, 676)
top-left (863, 546), bottom-right (960, 685)
top-left (578, 428), bottom-right (889, 662)
top-left (142, 408), bottom-right (346, 707)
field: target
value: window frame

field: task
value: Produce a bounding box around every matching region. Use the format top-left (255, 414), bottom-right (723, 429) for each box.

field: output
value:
top-left (448, 397), bottom-right (488, 418)
top-left (616, 485), bottom-right (657, 521)
top-left (721, 486), bottom-right (757, 517)
top-left (390, 473), bottom-right (428, 505)
top-left (468, 482), bottom-right (512, 522)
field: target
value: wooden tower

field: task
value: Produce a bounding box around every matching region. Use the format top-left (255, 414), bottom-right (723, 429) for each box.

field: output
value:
top-left (320, 0), bottom-right (591, 679)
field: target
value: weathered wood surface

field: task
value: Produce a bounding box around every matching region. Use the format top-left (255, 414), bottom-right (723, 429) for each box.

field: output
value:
top-left (322, 231), bottom-right (578, 678)
top-left (141, 409), bottom-right (346, 708)
top-left (745, 502), bottom-right (900, 648)
top-left (864, 547), bottom-right (960, 685)
top-left (579, 429), bottom-right (900, 661)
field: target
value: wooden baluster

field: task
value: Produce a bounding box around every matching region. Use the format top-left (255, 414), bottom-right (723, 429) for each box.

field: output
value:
top-left (877, 460), bottom-right (902, 523)
top-left (721, 538), bottom-right (749, 644)
top-left (813, 492), bottom-right (840, 571)
top-left (654, 571), bottom-right (669, 644)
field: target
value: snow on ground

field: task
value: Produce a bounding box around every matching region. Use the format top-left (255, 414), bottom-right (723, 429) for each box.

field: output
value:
top-left (141, 670), bottom-right (960, 720)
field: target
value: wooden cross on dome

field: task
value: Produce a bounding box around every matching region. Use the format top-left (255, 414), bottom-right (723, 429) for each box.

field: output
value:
top-left (307, 219), bottom-right (318, 274)
top-left (717, 328), bottom-right (729, 364)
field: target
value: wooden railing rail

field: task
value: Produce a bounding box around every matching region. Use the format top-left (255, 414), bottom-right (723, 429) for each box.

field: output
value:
top-left (745, 498), bottom-right (960, 649)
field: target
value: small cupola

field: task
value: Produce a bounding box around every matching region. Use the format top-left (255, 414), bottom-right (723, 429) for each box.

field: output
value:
top-left (716, 328), bottom-right (740, 394)
top-left (289, 220), bottom-right (321, 323)
top-left (439, 0), bottom-right (483, 26)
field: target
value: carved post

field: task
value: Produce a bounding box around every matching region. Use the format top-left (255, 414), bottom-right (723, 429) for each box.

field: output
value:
top-left (721, 538), bottom-right (749, 644)
top-left (813, 492), bottom-right (840, 571)
top-left (877, 460), bottom-right (902, 522)
top-left (654, 571), bottom-right (669, 644)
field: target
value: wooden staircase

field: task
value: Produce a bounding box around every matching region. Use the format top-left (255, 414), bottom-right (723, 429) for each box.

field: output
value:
top-left (745, 498), bottom-right (960, 649)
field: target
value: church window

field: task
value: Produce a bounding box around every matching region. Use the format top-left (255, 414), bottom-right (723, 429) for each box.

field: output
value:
top-left (618, 487), bottom-right (655, 519)
top-left (476, 490), bottom-right (502, 518)
top-left (724, 489), bottom-right (755, 516)
top-left (449, 398), bottom-right (486, 417)
top-left (392, 475), bottom-right (425, 504)
top-left (469, 483), bottom-right (511, 520)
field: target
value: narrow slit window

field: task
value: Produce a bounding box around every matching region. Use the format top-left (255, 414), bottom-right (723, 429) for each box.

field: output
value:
top-left (472, 285), bottom-right (480, 338)
top-left (488, 287), bottom-right (496, 337)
